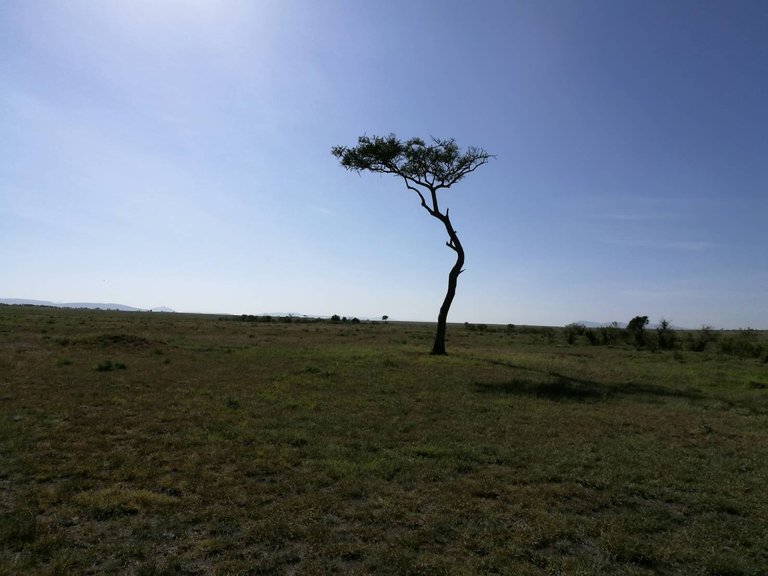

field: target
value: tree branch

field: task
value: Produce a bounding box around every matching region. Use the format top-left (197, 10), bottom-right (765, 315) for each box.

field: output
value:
top-left (445, 156), bottom-right (491, 187)
top-left (401, 176), bottom-right (433, 214)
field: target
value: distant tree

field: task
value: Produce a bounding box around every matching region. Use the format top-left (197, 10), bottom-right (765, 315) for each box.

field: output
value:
top-left (656, 319), bottom-right (676, 350)
top-left (382, 315), bottom-right (389, 323)
top-left (330, 314), bottom-right (341, 323)
top-left (332, 134), bottom-right (493, 355)
top-left (564, 323), bottom-right (586, 345)
top-left (599, 323), bottom-right (623, 346)
top-left (687, 325), bottom-right (717, 352)
top-left (627, 315), bottom-right (649, 347)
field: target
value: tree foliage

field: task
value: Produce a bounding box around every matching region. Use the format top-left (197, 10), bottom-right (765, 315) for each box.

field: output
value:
top-left (627, 315), bottom-right (649, 348)
top-left (656, 319), bottom-right (677, 350)
top-left (332, 134), bottom-right (491, 195)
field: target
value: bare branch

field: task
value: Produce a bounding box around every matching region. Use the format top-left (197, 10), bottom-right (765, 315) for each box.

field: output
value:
top-left (401, 176), bottom-right (432, 214)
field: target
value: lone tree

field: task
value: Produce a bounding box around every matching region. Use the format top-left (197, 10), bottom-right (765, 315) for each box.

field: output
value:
top-left (627, 315), bottom-right (649, 348)
top-left (332, 134), bottom-right (493, 355)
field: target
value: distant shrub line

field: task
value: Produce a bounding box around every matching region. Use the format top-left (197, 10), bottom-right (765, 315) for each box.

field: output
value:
top-left (223, 313), bottom-right (765, 360)
top-left (565, 318), bottom-right (767, 360)
top-left (225, 314), bottom-right (369, 325)
top-left (227, 314), bottom-right (315, 324)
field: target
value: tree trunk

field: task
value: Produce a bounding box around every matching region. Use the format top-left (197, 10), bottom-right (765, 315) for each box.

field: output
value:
top-left (431, 216), bottom-right (464, 355)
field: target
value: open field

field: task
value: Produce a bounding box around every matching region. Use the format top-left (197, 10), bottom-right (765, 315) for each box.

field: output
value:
top-left (1, 306), bottom-right (767, 575)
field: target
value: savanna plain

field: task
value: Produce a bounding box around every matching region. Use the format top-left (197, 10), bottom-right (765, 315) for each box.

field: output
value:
top-left (1, 306), bottom-right (766, 575)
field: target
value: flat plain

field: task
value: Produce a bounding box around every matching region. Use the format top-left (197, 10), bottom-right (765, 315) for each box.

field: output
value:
top-left (1, 306), bottom-right (766, 575)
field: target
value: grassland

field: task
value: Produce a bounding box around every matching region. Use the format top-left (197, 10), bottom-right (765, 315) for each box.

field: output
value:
top-left (1, 305), bottom-right (766, 575)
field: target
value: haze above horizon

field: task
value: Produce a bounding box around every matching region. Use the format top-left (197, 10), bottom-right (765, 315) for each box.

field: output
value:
top-left (2, 1), bottom-right (767, 329)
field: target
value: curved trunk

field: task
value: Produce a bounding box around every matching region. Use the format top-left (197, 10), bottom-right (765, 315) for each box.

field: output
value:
top-left (431, 215), bottom-right (464, 355)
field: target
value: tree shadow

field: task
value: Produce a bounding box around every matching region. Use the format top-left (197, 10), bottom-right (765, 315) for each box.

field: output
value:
top-left (474, 373), bottom-right (705, 403)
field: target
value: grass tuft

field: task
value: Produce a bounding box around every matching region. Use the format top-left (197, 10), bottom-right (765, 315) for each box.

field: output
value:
top-left (96, 360), bottom-right (127, 371)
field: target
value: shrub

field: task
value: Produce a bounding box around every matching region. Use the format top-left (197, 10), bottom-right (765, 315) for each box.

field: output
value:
top-left (598, 323), bottom-right (623, 345)
top-left (97, 361), bottom-right (113, 372)
top-left (687, 325), bottom-right (717, 352)
top-left (627, 316), bottom-right (649, 348)
top-left (718, 330), bottom-right (765, 359)
top-left (564, 323), bottom-right (585, 345)
top-left (656, 319), bottom-right (677, 350)
top-left (96, 360), bottom-right (127, 372)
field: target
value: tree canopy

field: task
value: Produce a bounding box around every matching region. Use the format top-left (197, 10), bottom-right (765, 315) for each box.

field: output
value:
top-left (332, 134), bottom-right (492, 201)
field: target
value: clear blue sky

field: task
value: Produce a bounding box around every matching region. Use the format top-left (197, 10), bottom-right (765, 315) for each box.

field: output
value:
top-left (2, 0), bottom-right (766, 328)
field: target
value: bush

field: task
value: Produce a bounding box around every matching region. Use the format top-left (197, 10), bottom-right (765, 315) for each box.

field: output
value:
top-left (564, 323), bottom-right (585, 345)
top-left (97, 360), bottom-right (127, 372)
top-left (627, 316), bottom-right (649, 348)
top-left (568, 323), bottom-right (622, 346)
top-left (656, 319), bottom-right (677, 350)
top-left (687, 325), bottom-right (717, 352)
top-left (718, 330), bottom-right (765, 359)
top-left (598, 323), bottom-right (624, 345)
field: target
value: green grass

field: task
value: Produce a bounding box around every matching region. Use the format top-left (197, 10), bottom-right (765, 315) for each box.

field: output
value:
top-left (1, 306), bottom-right (767, 574)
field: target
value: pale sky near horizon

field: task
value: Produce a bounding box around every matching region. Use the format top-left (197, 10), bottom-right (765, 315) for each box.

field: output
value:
top-left (2, 1), bottom-right (767, 328)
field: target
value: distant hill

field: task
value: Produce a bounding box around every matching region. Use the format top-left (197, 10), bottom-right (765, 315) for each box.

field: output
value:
top-left (0, 298), bottom-right (174, 313)
top-left (572, 320), bottom-right (627, 328)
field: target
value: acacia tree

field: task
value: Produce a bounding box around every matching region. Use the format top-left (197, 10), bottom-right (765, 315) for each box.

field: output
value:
top-left (627, 315), bottom-right (649, 348)
top-left (332, 134), bottom-right (493, 355)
